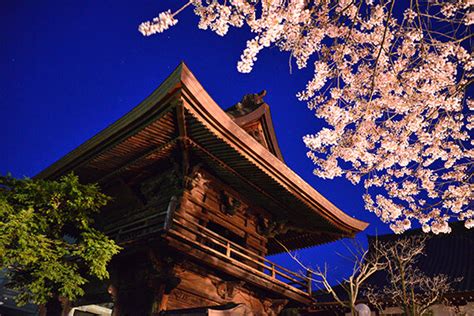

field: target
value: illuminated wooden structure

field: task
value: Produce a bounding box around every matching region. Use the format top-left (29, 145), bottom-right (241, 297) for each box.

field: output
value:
top-left (38, 63), bottom-right (368, 315)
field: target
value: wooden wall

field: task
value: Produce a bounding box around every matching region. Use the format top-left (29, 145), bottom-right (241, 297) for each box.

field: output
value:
top-left (86, 163), bottom-right (297, 315)
top-left (166, 260), bottom-right (288, 315)
top-left (177, 168), bottom-right (270, 257)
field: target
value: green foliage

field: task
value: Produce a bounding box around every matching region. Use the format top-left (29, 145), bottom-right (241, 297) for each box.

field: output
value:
top-left (0, 173), bottom-right (121, 306)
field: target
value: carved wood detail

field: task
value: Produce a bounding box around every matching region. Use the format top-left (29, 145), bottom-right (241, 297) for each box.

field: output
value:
top-left (244, 121), bottom-right (269, 149)
top-left (211, 280), bottom-right (245, 300)
top-left (220, 190), bottom-right (245, 216)
top-left (263, 299), bottom-right (289, 316)
top-left (183, 163), bottom-right (209, 193)
top-left (257, 215), bottom-right (290, 238)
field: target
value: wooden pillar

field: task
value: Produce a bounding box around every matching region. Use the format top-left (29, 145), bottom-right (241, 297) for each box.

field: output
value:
top-left (42, 298), bottom-right (62, 316)
top-left (39, 304), bottom-right (47, 316)
top-left (151, 283), bottom-right (168, 315)
top-left (306, 270), bottom-right (313, 295)
top-left (59, 296), bottom-right (72, 316)
top-left (108, 284), bottom-right (121, 316)
top-left (147, 248), bottom-right (182, 315)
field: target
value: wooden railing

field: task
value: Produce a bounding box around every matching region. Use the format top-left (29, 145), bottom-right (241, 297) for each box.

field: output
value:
top-left (105, 210), bottom-right (168, 243)
top-left (169, 213), bottom-right (312, 296)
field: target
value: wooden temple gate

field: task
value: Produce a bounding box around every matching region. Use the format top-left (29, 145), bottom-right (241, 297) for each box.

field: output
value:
top-left (38, 63), bottom-right (367, 315)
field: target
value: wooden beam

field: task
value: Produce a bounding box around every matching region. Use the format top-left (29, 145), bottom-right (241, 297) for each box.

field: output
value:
top-left (97, 138), bottom-right (179, 184)
top-left (164, 196), bottom-right (179, 232)
top-left (176, 101), bottom-right (190, 178)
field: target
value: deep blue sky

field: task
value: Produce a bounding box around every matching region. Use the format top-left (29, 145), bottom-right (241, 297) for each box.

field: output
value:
top-left (1, 1), bottom-right (393, 284)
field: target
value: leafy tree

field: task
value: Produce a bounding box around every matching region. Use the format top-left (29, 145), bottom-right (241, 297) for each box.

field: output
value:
top-left (0, 173), bottom-right (121, 309)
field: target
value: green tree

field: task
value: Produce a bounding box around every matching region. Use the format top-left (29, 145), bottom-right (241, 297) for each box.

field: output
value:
top-left (0, 173), bottom-right (121, 311)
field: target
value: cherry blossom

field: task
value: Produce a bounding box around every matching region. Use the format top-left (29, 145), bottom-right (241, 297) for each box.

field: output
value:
top-left (139, 10), bottom-right (178, 36)
top-left (140, 0), bottom-right (473, 234)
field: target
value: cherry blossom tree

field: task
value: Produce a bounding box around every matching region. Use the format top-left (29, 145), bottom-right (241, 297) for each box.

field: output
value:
top-left (139, 0), bottom-right (473, 234)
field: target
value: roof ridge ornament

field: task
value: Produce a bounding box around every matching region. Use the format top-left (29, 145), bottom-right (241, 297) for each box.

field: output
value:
top-left (226, 90), bottom-right (267, 118)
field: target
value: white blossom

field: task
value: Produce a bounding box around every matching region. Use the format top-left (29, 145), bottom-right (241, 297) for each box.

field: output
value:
top-left (465, 219), bottom-right (474, 229)
top-left (139, 10), bottom-right (178, 36)
top-left (140, 0), bottom-right (473, 234)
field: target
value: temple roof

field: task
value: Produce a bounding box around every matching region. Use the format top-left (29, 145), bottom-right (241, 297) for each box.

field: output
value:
top-left (37, 62), bottom-right (368, 252)
top-left (225, 90), bottom-right (284, 161)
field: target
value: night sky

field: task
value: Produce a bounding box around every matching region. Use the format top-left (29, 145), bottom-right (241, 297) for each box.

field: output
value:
top-left (2, 1), bottom-right (395, 285)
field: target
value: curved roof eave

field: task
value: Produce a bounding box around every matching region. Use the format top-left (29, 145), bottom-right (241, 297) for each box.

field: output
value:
top-left (229, 103), bottom-right (285, 162)
top-left (177, 63), bottom-right (368, 234)
top-left (36, 62), bottom-right (368, 234)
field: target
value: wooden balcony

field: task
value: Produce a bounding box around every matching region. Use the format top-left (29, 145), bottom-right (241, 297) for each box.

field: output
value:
top-left (102, 198), bottom-right (313, 304)
top-left (104, 210), bottom-right (168, 244)
top-left (166, 213), bottom-right (313, 304)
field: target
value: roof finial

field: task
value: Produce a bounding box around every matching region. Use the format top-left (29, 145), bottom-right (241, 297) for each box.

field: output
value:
top-left (226, 90), bottom-right (267, 118)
